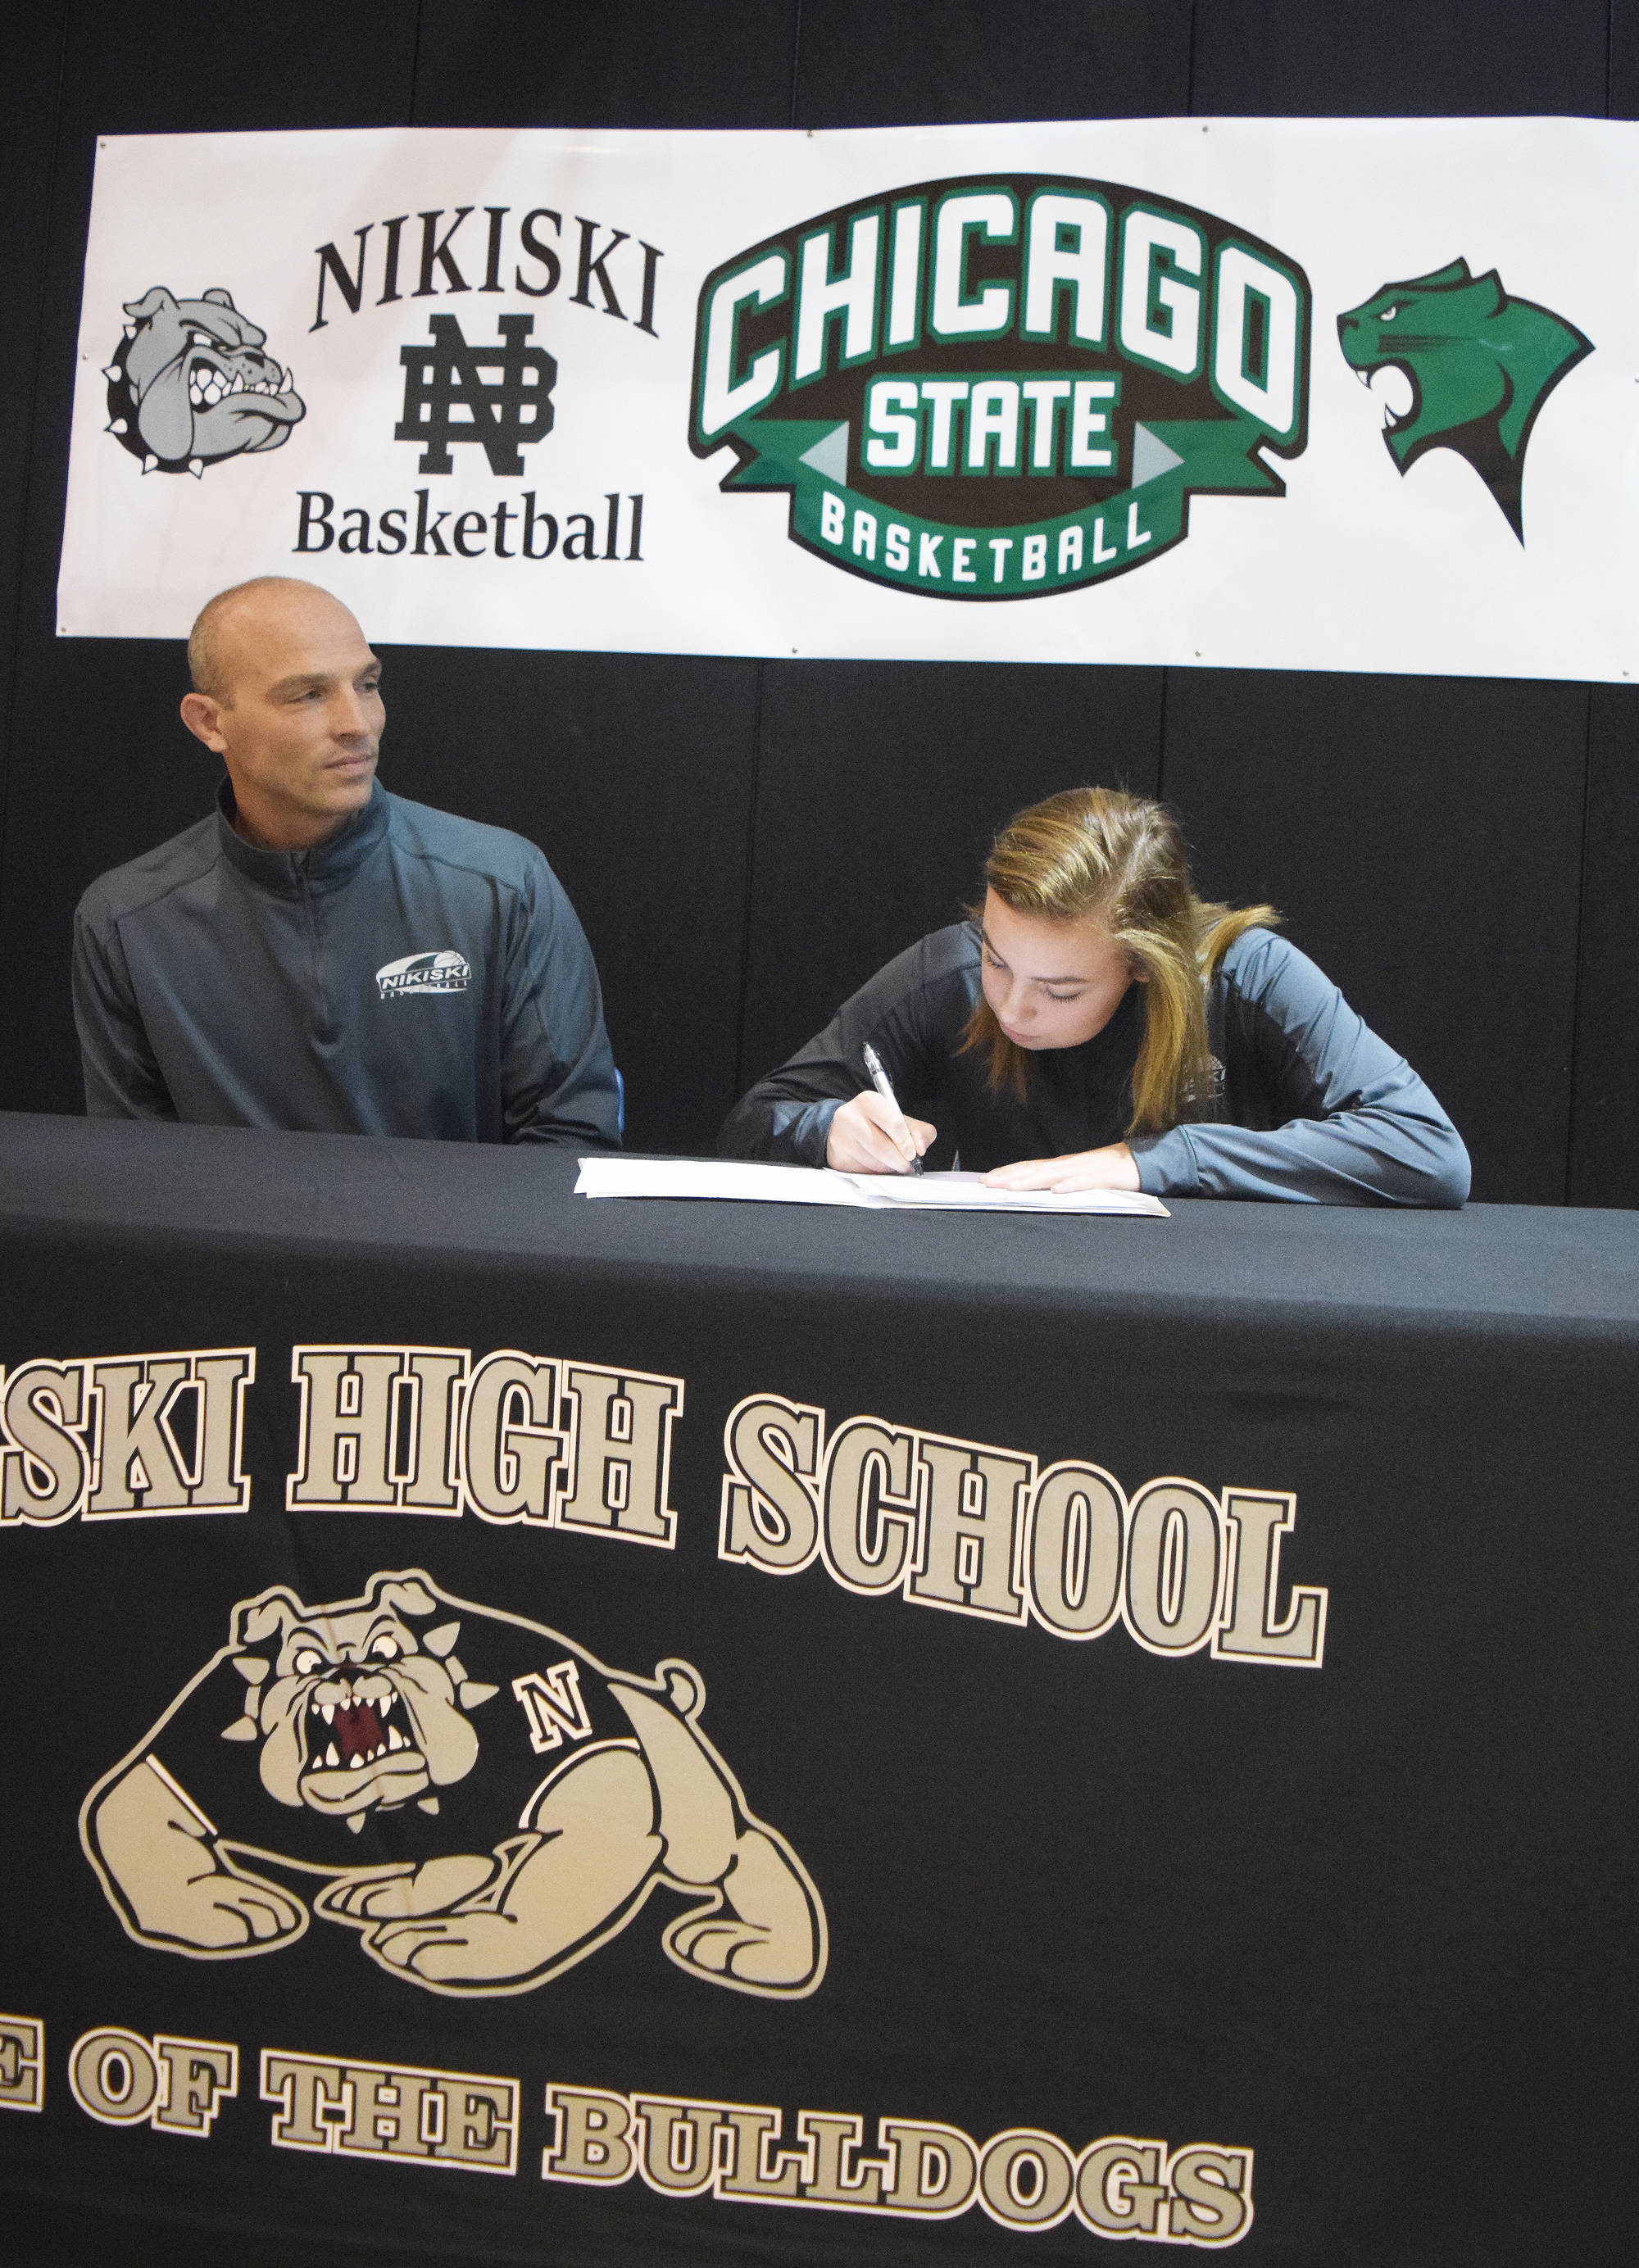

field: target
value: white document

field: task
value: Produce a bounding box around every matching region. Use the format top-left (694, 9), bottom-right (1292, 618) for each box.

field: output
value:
top-left (574, 1158), bottom-right (1167, 1218)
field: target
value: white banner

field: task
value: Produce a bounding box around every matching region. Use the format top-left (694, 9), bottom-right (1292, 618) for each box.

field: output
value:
top-left (57, 119), bottom-right (1638, 681)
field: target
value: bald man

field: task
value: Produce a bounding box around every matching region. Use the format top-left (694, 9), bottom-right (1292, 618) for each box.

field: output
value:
top-left (72, 578), bottom-right (622, 1148)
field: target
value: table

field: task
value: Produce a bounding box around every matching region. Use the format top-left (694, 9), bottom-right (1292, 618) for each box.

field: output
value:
top-left (1, 1114), bottom-right (1634, 2266)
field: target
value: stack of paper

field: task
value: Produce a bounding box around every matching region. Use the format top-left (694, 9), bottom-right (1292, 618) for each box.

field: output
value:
top-left (574, 1158), bottom-right (1168, 1218)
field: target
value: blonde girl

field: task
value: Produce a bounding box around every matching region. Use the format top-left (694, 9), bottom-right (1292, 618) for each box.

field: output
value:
top-left (720, 787), bottom-right (1469, 1207)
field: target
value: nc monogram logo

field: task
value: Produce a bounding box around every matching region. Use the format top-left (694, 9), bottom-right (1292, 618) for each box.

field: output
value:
top-left (395, 313), bottom-right (556, 476)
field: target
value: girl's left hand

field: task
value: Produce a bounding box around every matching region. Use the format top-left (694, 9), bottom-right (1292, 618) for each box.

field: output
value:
top-left (983, 1143), bottom-right (1141, 1194)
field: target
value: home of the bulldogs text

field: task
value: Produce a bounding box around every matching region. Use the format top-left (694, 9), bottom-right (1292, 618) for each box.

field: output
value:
top-left (0, 1341), bottom-right (1326, 1666)
top-left (0, 2016), bottom-right (1251, 2246)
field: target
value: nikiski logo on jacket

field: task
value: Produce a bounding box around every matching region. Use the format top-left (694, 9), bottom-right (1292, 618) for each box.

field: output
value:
top-left (376, 950), bottom-right (471, 1000)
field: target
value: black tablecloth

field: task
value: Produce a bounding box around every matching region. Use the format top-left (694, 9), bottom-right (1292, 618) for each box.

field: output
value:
top-left (1, 1114), bottom-right (1634, 2267)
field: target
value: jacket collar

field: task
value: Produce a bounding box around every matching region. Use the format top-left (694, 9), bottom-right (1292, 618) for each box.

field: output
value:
top-left (215, 778), bottom-right (390, 897)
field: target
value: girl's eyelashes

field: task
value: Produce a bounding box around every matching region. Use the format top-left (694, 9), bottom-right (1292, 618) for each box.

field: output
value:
top-left (985, 940), bottom-right (1086, 1000)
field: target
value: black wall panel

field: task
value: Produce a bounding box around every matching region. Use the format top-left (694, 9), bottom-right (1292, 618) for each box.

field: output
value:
top-left (0, 641), bottom-right (213, 1119)
top-left (1569, 685), bottom-right (1639, 1208)
top-left (794, 0), bottom-right (1192, 127)
top-left (52, 0), bottom-right (421, 134)
top-left (737, 662), bottom-right (1164, 1091)
top-left (413, 0), bottom-right (799, 129)
top-left (1191, 0), bottom-right (1611, 116)
top-left (0, 12), bottom-right (70, 909)
top-left (1159, 669), bottom-right (1589, 1204)
top-left (1614, 0), bottom-right (1639, 117)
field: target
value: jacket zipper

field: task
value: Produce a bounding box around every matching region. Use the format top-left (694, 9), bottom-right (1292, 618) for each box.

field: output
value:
top-left (297, 861), bottom-right (326, 1036)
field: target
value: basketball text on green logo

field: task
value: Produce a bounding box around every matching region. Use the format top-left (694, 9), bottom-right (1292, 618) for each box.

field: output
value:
top-left (690, 175), bottom-right (1311, 598)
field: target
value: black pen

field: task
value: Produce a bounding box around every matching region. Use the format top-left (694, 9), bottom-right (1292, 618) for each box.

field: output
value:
top-left (860, 1041), bottom-right (924, 1175)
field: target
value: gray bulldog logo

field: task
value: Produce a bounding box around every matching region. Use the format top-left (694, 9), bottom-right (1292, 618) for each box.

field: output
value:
top-left (103, 285), bottom-right (306, 476)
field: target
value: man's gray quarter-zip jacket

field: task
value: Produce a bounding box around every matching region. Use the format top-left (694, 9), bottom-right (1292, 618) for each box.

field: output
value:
top-left (73, 782), bottom-right (623, 1148)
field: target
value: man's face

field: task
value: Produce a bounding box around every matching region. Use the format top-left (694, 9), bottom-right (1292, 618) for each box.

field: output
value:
top-left (185, 589), bottom-right (384, 848)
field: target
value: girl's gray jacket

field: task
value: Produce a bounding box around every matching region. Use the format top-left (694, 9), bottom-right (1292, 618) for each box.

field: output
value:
top-left (720, 923), bottom-right (1469, 1207)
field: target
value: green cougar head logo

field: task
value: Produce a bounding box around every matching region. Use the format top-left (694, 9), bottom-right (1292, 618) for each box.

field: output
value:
top-left (1337, 259), bottom-right (1590, 541)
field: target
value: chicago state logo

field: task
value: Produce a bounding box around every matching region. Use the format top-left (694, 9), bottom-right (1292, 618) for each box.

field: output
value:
top-left (689, 173), bottom-right (1311, 598)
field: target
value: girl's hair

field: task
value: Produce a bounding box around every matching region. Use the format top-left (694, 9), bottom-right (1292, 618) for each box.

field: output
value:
top-left (960, 787), bottom-right (1278, 1133)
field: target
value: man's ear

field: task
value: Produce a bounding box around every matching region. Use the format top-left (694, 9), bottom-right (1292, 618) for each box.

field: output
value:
top-left (180, 691), bottom-right (227, 753)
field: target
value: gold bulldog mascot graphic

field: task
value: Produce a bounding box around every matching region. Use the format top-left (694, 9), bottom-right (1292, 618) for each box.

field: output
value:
top-left (81, 1572), bottom-right (825, 1999)
top-left (103, 284), bottom-right (306, 476)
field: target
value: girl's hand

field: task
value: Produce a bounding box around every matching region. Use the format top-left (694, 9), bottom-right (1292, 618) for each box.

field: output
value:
top-left (826, 1091), bottom-right (937, 1173)
top-left (983, 1143), bottom-right (1140, 1194)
